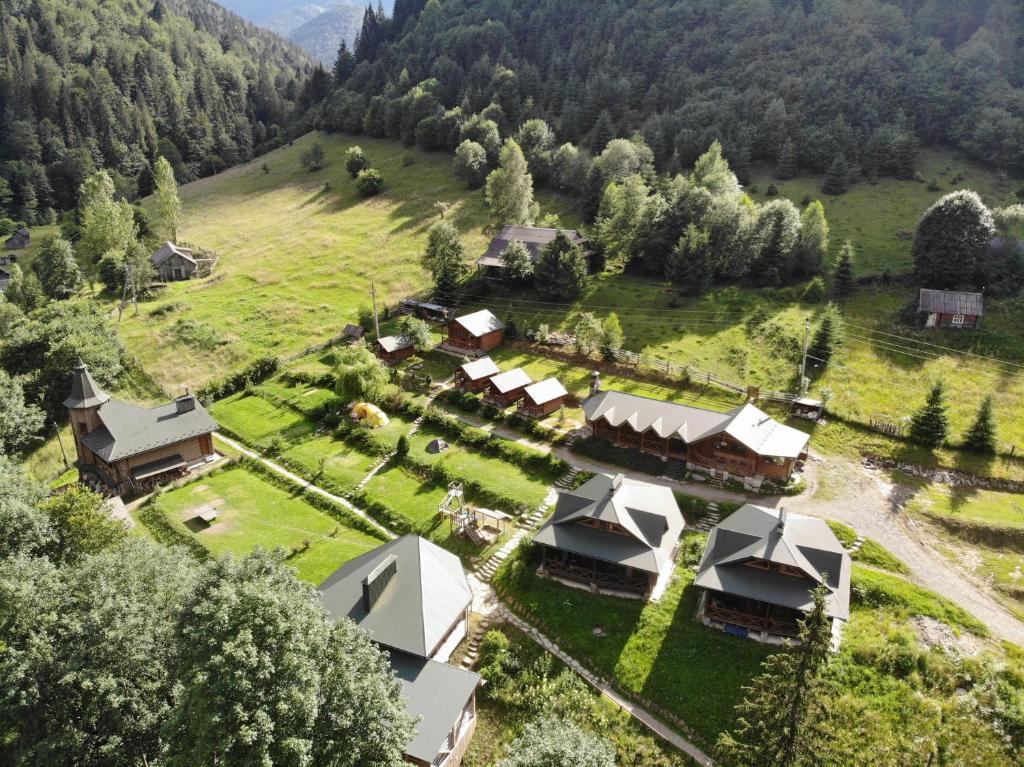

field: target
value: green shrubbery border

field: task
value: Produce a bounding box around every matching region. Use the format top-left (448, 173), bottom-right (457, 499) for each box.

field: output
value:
top-left (198, 356), bottom-right (279, 403)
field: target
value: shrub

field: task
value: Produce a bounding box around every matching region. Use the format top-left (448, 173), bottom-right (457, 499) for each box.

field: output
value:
top-left (344, 146), bottom-right (370, 178)
top-left (355, 168), bottom-right (384, 197)
top-left (197, 357), bottom-right (280, 402)
top-left (766, 184), bottom-right (778, 196)
top-left (801, 276), bottom-right (827, 303)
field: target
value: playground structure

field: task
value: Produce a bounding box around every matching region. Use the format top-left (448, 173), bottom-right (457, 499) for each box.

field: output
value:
top-left (438, 482), bottom-right (513, 546)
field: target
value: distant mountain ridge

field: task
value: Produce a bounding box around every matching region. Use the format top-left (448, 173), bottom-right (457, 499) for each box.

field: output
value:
top-left (261, 4), bottom-right (329, 36)
top-left (288, 1), bottom-right (366, 62)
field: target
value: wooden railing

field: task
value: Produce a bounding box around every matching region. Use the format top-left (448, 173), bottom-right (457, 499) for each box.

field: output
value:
top-left (544, 560), bottom-right (648, 593)
top-left (705, 604), bottom-right (800, 637)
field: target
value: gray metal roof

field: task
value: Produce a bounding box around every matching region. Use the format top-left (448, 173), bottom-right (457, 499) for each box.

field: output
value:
top-left (80, 396), bottom-right (217, 462)
top-left (523, 378), bottom-right (568, 406)
top-left (377, 335), bottom-right (413, 353)
top-left (151, 241), bottom-right (196, 267)
top-left (918, 288), bottom-right (983, 316)
top-left (452, 309), bottom-right (505, 337)
top-left (534, 473), bottom-right (684, 574)
top-left (63, 359), bottom-right (112, 410)
top-left (477, 226), bottom-right (589, 268)
top-left (694, 505), bottom-right (850, 620)
top-left (389, 650), bottom-right (480, 764)
top-left (460, 356), bottom-right (501, 381)
top-left (489, 368), bottom-right (532, 393)
top-left (583, 391), bottom-right (808, 458)
top-left (318, 535), bottom-right (472, 658)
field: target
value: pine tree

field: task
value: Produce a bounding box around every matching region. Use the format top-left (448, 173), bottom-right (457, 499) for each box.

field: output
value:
top-left (332, 40), bottom-right (355, 84)
top-left (909, 381), bottom-right (949, 449)
top-left (500, 240), bottom-right (533, 284)
top-left (420, 220), bottom-right (467, 298)
top-left (717, 582), bottom-right (835, 767)
top-left (795, 200), bottom-right (829, 276)
top-left (35, 237), bottom-right (82, 299)
top-left (776, 138), bottom-right (797, 179)
top-left (822, 156), bottom-right (847, 195)
top-left (833, 241), bottom-right (856, 298)
top-left (808, 303), bottom-right (842, 371)
top-left (666, 224), bottom-right (713, 294)
top-left (589, 110), bottom-right (614, 153)
top-left (962, 396), bottom-right (997, 454)
top-left (534, 232), bottom-right (587, 299)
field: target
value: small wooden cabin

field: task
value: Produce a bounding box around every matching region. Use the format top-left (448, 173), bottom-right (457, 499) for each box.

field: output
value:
top-left (151, 241), bottom-right (198, 281)
top-left (4, 228), bottom-right (29, 250)
top-left (476, 226), bottom-right (590, 277)
top-left (444, 310), bottom-right (505, 353)
top-left (484, 368), bottom-right (532, 407)
top-left (918, 288), bottom-right (983, 329)
top-left (457, 356), bottom-right (501, 392)
top-left (518, 378), bottom-right (568, 418)
top-left (376, 335), bottom-right (415, 364)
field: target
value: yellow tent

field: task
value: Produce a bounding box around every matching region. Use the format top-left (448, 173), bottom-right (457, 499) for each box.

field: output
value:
top-left (352, 402), bottom-right (389, 428)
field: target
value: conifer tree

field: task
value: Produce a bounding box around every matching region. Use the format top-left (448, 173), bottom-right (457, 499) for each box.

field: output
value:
top-left (600, 312), bottom-right (624, 359)
top-left (822, 156), bottom-right (848, 195)
top-left (534, 232), bottom-right (587, 299)
top-left (909, 381), bottom-right (949, 448)
top-left (718, 582), bottom-right (835, 767)
top-left (35, 237), bottom-right (82, 299)
top-left (485, 139), bottom-right (538, 227)
top-left (776, 138), bottom-right (797, 179)
top-left (795, 200), bottom-right (829, 276)
top-left (420, 220), bottom-right (467, 297)
top-left (808, 302), bottom-right (842, 370)
top-left (589, 110), bottom-right (614, 153)
top-left (332, 40), bottom-right (355, 83)
top-left (833, 241), bottom-right (856, 298)
top-left (500, 240), bottom-right (533, 284)
top-left (666, 224), bottom-right (713, 294)
top-left (962, 396), bottom-right (997, 454)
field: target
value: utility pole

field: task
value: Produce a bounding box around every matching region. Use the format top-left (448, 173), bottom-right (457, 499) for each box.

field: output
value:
top-left (53, 421), bottom-right (70, 469)
top-left (799, 317), bottom-right (811, 392)
top-left (370, 282), bottom-right (380, 339)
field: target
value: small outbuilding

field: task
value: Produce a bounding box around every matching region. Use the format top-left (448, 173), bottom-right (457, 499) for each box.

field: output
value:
top-left (375, 335), bottom-right (415, 364)
top-left (398, 298), bottom-right (453, 322)
top-left (4, 227), bottom-right (29, 250)
top-left (151, 241), bottom-right (198, 281)
top-left (444, 309), bottom-right (505, 354)
top-left (427, 438), bottom-right (449, 454)
top-left (918, 288), bottom-right (983, 329)
top-left (0, 266), bottom-right (10, 293)
top-left (456, 356), bottom-right (501, 392)
top-left (477, 226), bottom-right (590, 276)
top-left (484, 368), bottom-right (532, 407)
top-left (518, 378), bottom-right (568, 419)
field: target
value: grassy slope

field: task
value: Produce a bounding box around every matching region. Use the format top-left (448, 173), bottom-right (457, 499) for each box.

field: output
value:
top-left (748, 147), bottom-right (1020, 275)
top-left (125, 133), bottom-right (576, 391)
top-left (149, 464), bottom-right (380, 583)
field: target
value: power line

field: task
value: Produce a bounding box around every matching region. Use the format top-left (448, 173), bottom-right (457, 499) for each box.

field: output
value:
top-left (844, 320), bottom-right (1024, 371)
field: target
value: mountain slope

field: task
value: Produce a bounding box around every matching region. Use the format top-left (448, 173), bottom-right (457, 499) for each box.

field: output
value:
top-left (262, 3), bottom-right (328, 36)
top-left (288, 1), bottom-right (366, 62)
top-left (0, 0), bottom-right (312, 220)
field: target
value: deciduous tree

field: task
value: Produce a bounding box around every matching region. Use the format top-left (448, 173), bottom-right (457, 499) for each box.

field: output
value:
top-left (0, 372), bottom-right (45, 455)
top-left (345, 146), bottom-right (371, 178)
top-left (334, 343), bottom-right (393, 404)
top-left (77, 171), bottom-right (137, 264)
top-left (796, 201), bottom-right (829, 276)
top-left (485, 139), bottom-right (538, 227)
top-left (600, 312), bottom-right (624, 359)
top-left (154, 156), bottom-right (182, 242)
top-left (421, 220), bottom-right (467, 296)
top-left (499, 718), bottom-right (616, 767)
top-left (396, 315), bottom-right (432, 352)
top-left (500, 239), bottom-right (533, 283)
top-left (691, 141), bottom-right (741, 197)
top-left (572, 312), bottom-right (603, 355)
top-left (913, 190), bottom-right (995, 289)
top-left (34, 236), bottom-right (81, 299)
top-left (453, 140), bottom-right (488, 188)
top-left (750, 198), bottom-right (800, 286)
top-left (595, 173), bottom-right (651, 266)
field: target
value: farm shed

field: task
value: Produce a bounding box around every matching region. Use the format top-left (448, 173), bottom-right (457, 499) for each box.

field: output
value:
top-left (518, 378), bottom-right (568, 418)
top-left (444, 309), bottom-right (505, 354)
top-left (456, 356), bottom-right (501, 392)
top-left (476, 226), bottom-right (590, 275)
top-left (151, 241), bottom-right (198, 281)
top-left (484, 368), bottom-right (532, 407)
top-left (4, 227), bottom-right (29, 250)
top-left (398, 298), bottom-right (453, 322)
top-left (917, 288), bottom-right (983, 329)
top-left (375, 334), bottom-right (415, 364)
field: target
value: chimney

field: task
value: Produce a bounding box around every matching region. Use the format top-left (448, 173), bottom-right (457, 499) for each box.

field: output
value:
top-left (362, 554), bottom-right (398, 612)
top-left (590, 370), bottom-right (602, 396)
top-left (776, 508), bottom-right (787, 534)
top-left (175, 394), bottom-right (197, 414)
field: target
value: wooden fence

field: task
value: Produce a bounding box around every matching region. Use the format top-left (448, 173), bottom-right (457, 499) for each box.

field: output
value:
top-left (282, 330), bottom-right (355, 362)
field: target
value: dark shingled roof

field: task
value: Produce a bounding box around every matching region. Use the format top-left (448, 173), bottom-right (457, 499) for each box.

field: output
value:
top-left (80, 397), bottom-right (217, 462)
top-left (534, 473), bottom-right (684, 574)
top-left (63, 359), bottom-right (112, 410)
top-left (694, 505), bottom-right (851, 620)
top-left (918, 288), bottom-right (983, 316)
top-left (477, 226), bottom-right (589, 268)
top-left (151, 241), bottom-right (196, 267)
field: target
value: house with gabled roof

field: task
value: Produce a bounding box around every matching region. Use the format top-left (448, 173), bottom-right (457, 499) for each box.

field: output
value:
top-left (917, 288), bottom-right (983, 329)
top-left (376, 334), bottom-right (416, 364)
top-left (319, 535), bottom-right (480, 767)
top-left (534, 473), bottom-right (684, 598)
top-left (64, 360), bottom-right (218, 496)
top-left (583, 390), bottom-right (809, 486)
top-left (4, 227), bottom-right (29, 250)
top-left (151, 241), bottom-right (198, 281)
top-left (484, 367), bottom-right (532, 407)
top-left (694, 505), bottom-right (850, 644)
top-left (518, 378), bottom-right (568, 419)
top-left (476, 226), bottom-right (590, 276)
top-left (443, 309), bottom-right (505, 354)
top-left (456, 356), bottom-right (501, 392)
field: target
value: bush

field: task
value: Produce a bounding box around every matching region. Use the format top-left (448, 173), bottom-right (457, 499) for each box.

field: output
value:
top-left (571, 436), bottom-right (666, 475)
top-left (355, 168), bottom-right (384, 197)
top-left (766, 184), bottom-right (778, 196)
top-left (197, 357), bottom-right (280, 402)
top-left (344, 146), bottom-right (370, 178)
top-left (98, 252), bottom-right (126, 293)
top-left (801, 276), bottom-right (827, 303)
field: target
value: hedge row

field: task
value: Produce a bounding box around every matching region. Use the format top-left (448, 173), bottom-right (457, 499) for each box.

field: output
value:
top-left (280, 369), bottom-right (335, 390)
top-left (335, 419), bottom-right (393, 457)
top-left (198, 357), bottom-right (279, 403)
top-left (571, 435), bottom-right (668, 476)
top-left (402, 453), bottom-right (532, 515)
top-left (136, 498), bottom-right (211, 561)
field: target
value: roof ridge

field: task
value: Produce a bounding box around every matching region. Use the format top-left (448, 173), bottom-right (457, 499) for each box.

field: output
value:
top-left (413, 537), bottom-right (428, 656)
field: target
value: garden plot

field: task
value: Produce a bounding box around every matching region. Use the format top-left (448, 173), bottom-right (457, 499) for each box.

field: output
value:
top-left (281, 435), bottom-right (381, 495)
top-left (208, 392), bottom-right (316, 445)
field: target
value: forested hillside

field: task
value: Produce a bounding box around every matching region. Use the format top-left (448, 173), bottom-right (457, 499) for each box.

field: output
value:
top-left (0, 0), bottom-right (312, 222)
top-left (334, 0), bottom-right (1024, 180)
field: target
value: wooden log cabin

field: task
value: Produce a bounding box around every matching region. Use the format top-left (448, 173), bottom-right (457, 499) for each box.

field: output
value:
top-left (376, 334), bottom-right (416, 364)
top-left (694, 505), bottom-right (850, 644)
top-left (151, 241), bottom-right (199, 281)
top-left (917, 288), bottom-right (983, 329)
top-left (319, 536), bottom-right (481, 767)
top-left (456, 356), bottom-right (501, 392)
top-left (64, 360), bottom-right (218, 497)
top-left (476, 226), bottom-right (590, 278)
top-left (583, 390), bottom-right (809, 485)
top-left (483, 368), bottom-right (532, 407)
top-left (517, 378), bottom-right (568, 418)
top-left (444, 309), bottom-right (505, 354)
top-left (533, 473), bottom-right (684, 599)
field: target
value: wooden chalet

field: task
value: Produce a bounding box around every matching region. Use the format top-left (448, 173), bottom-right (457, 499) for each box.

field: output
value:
top-left (476, 226), bottom-right (590, 277)
top-left (320, 536), bottom-right (481, 767)
top-left (694, 505), bottom-right (850, 644)
top-left (65, 360), bottom-right (218, 497)
top-left (534, 473), bottom-right (684, 598)
top-left (484, 368), bottom-right (532, 407)
top-left (456, 356), bottom-right (501, 392)
top-left (376, 334), bottom-right (415, 364)
top-left (4, 227), bottom-right (29, 250)
top-left (518, 378), bottom-right (568, 418)
top-left (583, 390), bottom-right (809, 486)
top-left (443, 309), bottom-right (505, 354)
top-left (151, 241), bottom-right (199, 281)
top-left (918, 288), bottom-right (983, 329)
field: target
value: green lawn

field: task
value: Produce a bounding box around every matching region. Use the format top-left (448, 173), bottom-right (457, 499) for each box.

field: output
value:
top-left (123, 132), bottom-right (579, 392)
top-left (208, 392), bottom-right (317, 445)
top-left (826, 520), bottom-right (910, 574)
top-left (148, 465), bottom-right (380, 583)
top-left (748, 147), bottom-right (1020, 275)
top-left (257, 378), bottom-right (339, 415)
top-left (903, 478), bottom-right (1024, 531)
top-left (407, 426), bottom-right (552, 509)
top-left (280, 434), bottom-right (380, 495)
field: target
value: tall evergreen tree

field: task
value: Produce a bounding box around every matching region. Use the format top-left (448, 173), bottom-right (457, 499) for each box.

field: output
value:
top-left (776, 138), bottom-right (798, 179)
top-left (962, 396), bottom-right (997, 454)
top-left (666, 224), bottom-right (713, 295)
top-left (500, 240), bottom-right (533, 284)
top-left (750, 199), bottom-right (801, 286)
top-left (808, 303), bottom-right (842, 371)
top-left (34, 237), bottom-right (82, 299)
top-left (717, 582), bottom-right (835, 767)
top-left (485, 139), bottom-right (538, 227)
top-left (795, 201), bottom-right (829, 276)
top-left (534, 232), bottom-right (587, 299)
top-left (912, 190), bottom-right (995, 289)
top-left (332, 40), bottom-right (355, 83)
top-left (589, 110), bottom-right (615, 153)
top-left (833, 241), bottom-right (856, 298)
top-left (822, 156), bottom-right (848, 195)
top-left (909, 381), bottom-right (950, 449)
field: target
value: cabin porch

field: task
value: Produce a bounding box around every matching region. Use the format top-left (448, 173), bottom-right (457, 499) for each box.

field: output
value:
top-left (589, 420), bottom-right (687, 460)
top-left (700, 590), bottom-right (803, 639)
top-left (539, 545), bottom-right (653, 596)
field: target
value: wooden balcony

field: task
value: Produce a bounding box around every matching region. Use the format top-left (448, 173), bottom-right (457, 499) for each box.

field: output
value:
top-left (542, 558), bottom-right (649, 594)
top-left (705, 602), bottom-right (800, 638)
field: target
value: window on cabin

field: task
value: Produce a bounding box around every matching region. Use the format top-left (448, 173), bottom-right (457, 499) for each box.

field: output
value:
top-left (744, 559), bottom-right (771, 571)
top-left (951, 314), bottom-right (965, 326)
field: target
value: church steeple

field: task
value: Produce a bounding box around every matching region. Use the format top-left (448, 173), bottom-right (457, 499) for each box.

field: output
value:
top-left (63, 358), bottom-right (111, 410)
